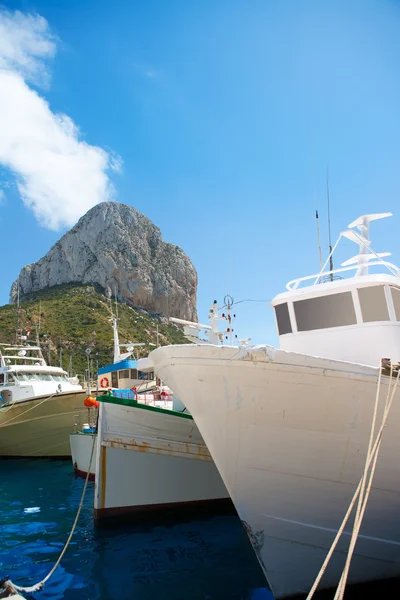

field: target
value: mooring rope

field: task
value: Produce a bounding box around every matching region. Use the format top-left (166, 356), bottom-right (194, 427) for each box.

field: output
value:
top-left (8, 433), bottom-right (97, 595)
top-left (306, 360), bottom-right (400, 599)
top-left (0, 393), bottom-right (56, 427)
top-left (333, 364), bottom-right (399, 600)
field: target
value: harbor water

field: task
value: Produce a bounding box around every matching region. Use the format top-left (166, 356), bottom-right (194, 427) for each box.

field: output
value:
top-left (0, 459), bottom-right (271, 600)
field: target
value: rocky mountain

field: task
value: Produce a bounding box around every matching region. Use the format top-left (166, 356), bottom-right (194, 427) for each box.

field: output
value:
top-left (10, 202), bottom-right (197, 321)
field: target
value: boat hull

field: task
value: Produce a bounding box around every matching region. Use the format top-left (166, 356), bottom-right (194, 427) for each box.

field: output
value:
top-left (0, 391), bottom-right (87, 457)
top-left (94, 399), bottom-right (231, 522)
top-left (149, 344), bottom-right (400, 599)
top-left (70, 432), bottom-right (97, 479)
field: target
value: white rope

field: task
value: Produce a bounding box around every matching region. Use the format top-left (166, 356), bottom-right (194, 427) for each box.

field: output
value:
top-left (0, 393), bottom-right (56, 427)
top-left (333, 366), bottom-right (399, 600)
top-left (9, 433), bottom-right (97, 594)
top-left (306, 362), bottom-right (399, 599)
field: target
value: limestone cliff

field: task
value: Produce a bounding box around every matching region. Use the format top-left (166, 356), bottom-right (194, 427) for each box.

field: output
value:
top-left (10, 202), bottom-right (198, 321)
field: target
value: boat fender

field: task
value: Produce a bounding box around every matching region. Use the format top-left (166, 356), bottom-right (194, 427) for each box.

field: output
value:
top-left (100, 377), bottom-right (109, 388)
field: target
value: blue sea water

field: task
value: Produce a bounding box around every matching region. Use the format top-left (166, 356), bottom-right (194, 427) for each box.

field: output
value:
top-left (0, 459), bottom-right (272, 600)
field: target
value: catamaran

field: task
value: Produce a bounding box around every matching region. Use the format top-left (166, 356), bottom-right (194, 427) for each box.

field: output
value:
top-left (0, 342), bottom-right (86, 457)
top-left (146, 212), bottom-right (400, 598)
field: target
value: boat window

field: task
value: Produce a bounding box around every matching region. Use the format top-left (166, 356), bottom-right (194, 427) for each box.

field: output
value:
top-left (16, 373), bottom-right (29, 381)
top-left (119, 369), bottom-right (130, 379)
top-left (111, 371), bottom-right (118, 388)
top-left (25, 373), bottom-right (39, 381)
top-left (39, 374), bottom-right (53, 381)
top-left (52, 375), bottom-right (63, 382)
top-left (6, 373), bottom-right (16, 384)
top-left (294, 292), bottom-right (357, 331)
top-left (138, 370), bottom-right (154, 380)
top-left (0, 374), bottom-right (4, 386)
top-left (391, 287), bottom-right (400, 320)
top-left (358, 286), bottom-right (389, 322)
top-left (130, 369), bottom-right (138, 379)
top-left (274, 303), bottom-right (292, 335)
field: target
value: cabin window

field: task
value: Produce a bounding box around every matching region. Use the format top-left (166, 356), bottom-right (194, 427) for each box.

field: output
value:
top-left (130, 369), bottom-right (138, 379)
top-left (119, 369), bottom-right (130, 379)
top-left (39, 374), bottom-right (53, 381)
top-left (391, 287), bottom-right (400, 320)
top-left (138, 371), bottom-right (154, 380)
top-left (294, 292), bottom-right (356, 331)
top-left (274, 303), bottom-right (292, 335)
top-left (111, 371), bottom-right (118, 388)
top-left (0, 374), bottom-right (4, 385)
top-left (358, 286), bottom-right (389, 322)
top-left (25, 374), bottom-right (38, 381)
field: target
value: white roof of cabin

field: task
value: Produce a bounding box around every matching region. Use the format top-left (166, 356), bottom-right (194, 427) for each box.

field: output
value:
top-left (271, 273), bottom-right (400, 306)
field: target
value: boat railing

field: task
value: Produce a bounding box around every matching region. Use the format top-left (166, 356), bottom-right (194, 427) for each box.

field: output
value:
top-left (286, 260), bottom-right (400, 291)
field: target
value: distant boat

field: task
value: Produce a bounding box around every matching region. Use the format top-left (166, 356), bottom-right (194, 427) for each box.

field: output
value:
top-left (147, 212), bottom-right (400, 598)
top-left (0, 343), bottom-right (86, 457)
top-left (70, 315), bottom-right (173, 478)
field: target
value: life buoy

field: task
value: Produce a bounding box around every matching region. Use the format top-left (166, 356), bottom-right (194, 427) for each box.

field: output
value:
top-left (100, 377), bottom-right (109, 388)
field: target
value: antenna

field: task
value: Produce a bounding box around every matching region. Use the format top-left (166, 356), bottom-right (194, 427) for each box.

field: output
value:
top-left (315, 210), bottom-right (323, 271)
top-left (326, 167), bottom-right (334, 281)
top-left (15, 279), bottom-right (20, 345)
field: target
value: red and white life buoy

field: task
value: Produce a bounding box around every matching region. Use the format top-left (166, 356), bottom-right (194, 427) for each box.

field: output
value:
top-left (100, 377), bottom-right (109, 388)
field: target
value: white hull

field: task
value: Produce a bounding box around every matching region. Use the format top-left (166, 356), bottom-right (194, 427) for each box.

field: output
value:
top-left (149, 344), bottom-right (400, 598)
top-left (0, 391), bottom-right (87, 457)
top-left (70, 432), bottom-right (97, 478)
top-left (94, 399), bottom-right (230, 521)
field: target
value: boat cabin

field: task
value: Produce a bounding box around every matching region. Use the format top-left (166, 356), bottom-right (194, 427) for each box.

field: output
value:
top-left (97, 358), bottom-right (156, 393)
top-left (271, 213), bottom-right (400, 367)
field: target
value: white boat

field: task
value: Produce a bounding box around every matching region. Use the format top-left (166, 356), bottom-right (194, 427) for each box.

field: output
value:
top-left (94, 391), bottom-right (230, 521)
top-left (0, 343), bottom-right (86, 457)
top-left (70, 422), bottom-right (97, 479)
top-left (70, 317), bottom-right (173, 479)
top-left (93, 314), bottom-right (230, 521)
top-left (146, 212), bottom-right (400, 598)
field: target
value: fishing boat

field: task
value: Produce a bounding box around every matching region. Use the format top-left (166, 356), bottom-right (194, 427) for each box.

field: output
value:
top-left (70, 317), bottom-right (173, 478)
top-left (146, 212), bottom-right (400, 598)
top-left (93, 390), bottom-right (231, 522)
top-left (0, 343), bottom-right (86, 457)
top-left (93, 314), bottom-right (233, 522)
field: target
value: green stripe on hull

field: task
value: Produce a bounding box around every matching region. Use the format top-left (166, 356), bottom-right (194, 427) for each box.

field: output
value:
top-left (96, 393), bottom-right (193, 420)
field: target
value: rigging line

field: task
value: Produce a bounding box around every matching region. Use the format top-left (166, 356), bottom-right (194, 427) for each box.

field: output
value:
top-left (233, 299), bottom-right (271, 305)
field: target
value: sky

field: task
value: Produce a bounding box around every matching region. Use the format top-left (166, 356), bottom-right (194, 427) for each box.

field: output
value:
top-left (1, 0), bottom-right (400, 344)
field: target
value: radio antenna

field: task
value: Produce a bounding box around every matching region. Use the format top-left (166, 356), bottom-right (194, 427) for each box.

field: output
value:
top-left (326, 166), bottom-right (334, 281)
top-left (315, 210), bottom-right (323, 271)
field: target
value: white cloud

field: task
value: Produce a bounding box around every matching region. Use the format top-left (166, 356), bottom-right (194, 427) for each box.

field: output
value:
top-left (0, 10), bottom-right (56, 85)
top-left (0, 9), bottom-right (122, 230)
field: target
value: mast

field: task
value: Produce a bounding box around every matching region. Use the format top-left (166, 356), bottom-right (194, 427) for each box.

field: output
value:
top-left (15, 279), bottom-right (20, 345)
top-left (315, 210), bottom-right (323, 271)
top-left (326, 167), bottom-right (334, 281)
top-left (112, 316), bottom-right (121, 363)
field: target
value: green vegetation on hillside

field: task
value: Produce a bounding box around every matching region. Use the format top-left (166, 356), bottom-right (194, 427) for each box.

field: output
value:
top-left (0, 284), bottom-right (189, 378)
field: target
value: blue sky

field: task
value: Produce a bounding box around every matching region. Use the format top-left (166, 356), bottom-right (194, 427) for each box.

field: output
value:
top-left (1, 0), bottom-right (400, 344)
